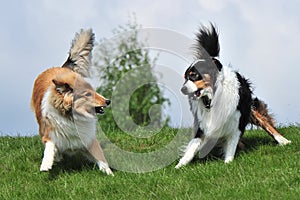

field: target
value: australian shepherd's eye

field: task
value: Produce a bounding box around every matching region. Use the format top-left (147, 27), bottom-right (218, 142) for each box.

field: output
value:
top-left (190, 73), bottom-right (199, 81)
top-left (186, 68), bottom-right (202, 82)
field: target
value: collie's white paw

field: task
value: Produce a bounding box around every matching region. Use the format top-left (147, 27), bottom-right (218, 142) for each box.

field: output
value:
top-left (105, 168), bottom-right (114, 176)
top-left (97, 161), bottom-right (114, 176)
top-left (40, 141), bottom-right (56, 171)
top-left (40, 162), bottom-right (53, 171)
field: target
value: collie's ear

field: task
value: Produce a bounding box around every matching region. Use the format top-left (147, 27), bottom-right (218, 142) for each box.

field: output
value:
top-left (52, 79), bottom-right (73, 94)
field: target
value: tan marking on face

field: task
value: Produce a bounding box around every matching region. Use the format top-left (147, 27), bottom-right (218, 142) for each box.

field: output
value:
top-left (193, 74), bottom-right (212, 90)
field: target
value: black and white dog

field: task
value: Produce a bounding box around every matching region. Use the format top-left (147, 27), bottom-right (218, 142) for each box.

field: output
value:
top-left (175, 24), bottom-right (290, 169)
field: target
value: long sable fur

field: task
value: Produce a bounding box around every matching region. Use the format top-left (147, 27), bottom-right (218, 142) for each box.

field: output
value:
top-left (62, 29), bottom-right (95, 77)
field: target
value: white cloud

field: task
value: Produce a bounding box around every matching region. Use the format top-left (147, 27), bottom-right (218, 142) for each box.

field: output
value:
top-left (197, 0), bottom-right (229, 12)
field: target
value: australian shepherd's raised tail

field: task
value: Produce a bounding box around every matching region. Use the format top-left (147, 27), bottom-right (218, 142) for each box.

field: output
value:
top-left (175, 24), bottom-right (291, 168)
top-left (31, 29), bottom-right (113, 175)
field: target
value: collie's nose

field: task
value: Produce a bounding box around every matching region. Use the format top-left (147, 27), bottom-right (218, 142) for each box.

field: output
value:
top-left (105, 99), bottom-right (111, 106)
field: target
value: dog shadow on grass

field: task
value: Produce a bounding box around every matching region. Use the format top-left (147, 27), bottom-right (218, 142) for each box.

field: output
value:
top-left (190, 133), bottom-right (278, 165)
top-left (47, 154), bottom-right (96, 180)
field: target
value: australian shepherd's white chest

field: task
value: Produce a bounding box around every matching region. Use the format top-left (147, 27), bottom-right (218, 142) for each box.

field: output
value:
top-left (175, 24), bottom-right (290, 169)
top-left (31, 29), bottom-right (113, 175)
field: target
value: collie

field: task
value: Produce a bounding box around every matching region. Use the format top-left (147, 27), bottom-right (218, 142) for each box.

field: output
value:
top-left (175, 24), bottom-right (290, 168)
top-left (31, 29), bottom-right (113, 175)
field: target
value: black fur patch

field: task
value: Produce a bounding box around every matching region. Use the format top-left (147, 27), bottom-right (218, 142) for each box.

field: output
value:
top-left (235, 72), bottom-right (252, 134)
top-left (184, 65), bottom-right (203, 81)
top-left (212, 58), bottom-right (223, 71)
top-left (196, 23), bottom-right (220, 57)
top-left (194, 127), bottom-right (204, 138)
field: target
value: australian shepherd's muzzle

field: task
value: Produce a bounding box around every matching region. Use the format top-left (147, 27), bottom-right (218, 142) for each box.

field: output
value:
top-left (31, 29), bottom-right (113, 175)
top-left (175, 24), bottom-right (291, 168)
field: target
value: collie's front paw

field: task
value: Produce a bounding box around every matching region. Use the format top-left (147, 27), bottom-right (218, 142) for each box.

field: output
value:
top-left (40, 162), bottom-right (53, 172)
top-left (40, 141), bottom-right (56, 172)
top-left (97, 161), bottom-right (114, 176)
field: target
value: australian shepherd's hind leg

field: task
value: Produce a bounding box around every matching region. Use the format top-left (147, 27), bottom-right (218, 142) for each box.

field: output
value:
top-left (87, 138), bottom-right (114, 176)
top-left (251, 110), bottom-right (291, 145)
top-left (223, 131), bottom-right (241, 163)
top-left (251, 98), bottom-right (291, 145)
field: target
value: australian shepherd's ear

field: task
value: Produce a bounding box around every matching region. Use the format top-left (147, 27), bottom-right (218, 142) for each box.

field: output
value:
top-left (175, 23), bottom-right (291, 169)
top-left (31, 29), bottom-right (114, 176)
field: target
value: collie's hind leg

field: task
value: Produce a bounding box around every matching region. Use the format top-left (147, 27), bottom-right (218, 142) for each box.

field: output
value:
top-left (88, 138), bottom-right (114, 176)
top-left (175, 138), bottom-right (202, 169)
top-left (40, 140), bottom-right (57, 171)
top-left (223, 132), bottom-right (240, 163)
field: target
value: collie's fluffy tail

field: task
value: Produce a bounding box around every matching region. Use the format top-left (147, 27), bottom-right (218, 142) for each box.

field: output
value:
top-left (62, 29), bottom-right (95, 77)
top-left (250, 97), bottom-right (291, 145)
top-left (196, 23), bottom-right (220, 58)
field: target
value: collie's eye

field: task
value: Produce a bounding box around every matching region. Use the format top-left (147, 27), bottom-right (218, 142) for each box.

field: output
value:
top-left (85, 92), bottom-right (92, 97)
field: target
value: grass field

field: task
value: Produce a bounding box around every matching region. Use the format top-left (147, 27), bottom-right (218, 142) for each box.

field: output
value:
top-left (0, 126), bottom-right (299, 199)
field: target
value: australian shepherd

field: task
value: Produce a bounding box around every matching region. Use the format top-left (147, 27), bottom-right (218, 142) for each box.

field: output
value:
top-left (175, 24), bottom-right (291, 168)
top-left (31, 29), bottom-right (113, 175)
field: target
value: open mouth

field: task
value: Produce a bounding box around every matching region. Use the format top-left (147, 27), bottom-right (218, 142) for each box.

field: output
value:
top-left (95, 106), bottom-right (105, 114)
top-left (201, 96), bottom-right (211, 109)
top-left (194, 89), bottom-right (202, 97)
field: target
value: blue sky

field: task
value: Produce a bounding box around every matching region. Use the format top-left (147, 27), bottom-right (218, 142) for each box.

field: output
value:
top-left (1, 0), bottom-right (299, 136)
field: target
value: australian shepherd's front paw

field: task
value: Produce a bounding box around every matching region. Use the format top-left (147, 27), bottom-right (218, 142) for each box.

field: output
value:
top-left (175, 162), bottom-right (184, 169)
top-left (175, 159), bottom-right (188, 169)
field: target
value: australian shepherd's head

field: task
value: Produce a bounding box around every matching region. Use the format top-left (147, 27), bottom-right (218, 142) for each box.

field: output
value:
top-left (181, 24), bottom-right (221, 109)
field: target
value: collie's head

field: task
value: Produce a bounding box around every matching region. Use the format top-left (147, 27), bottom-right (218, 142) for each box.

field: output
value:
top-left (181, 23), bottom-right (222, 108)
top-left (51, 71), bottom-right (110, 119)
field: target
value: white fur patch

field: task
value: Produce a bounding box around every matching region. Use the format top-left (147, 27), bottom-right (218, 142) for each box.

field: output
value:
top-left (41, 89), bottom-right (96, 154)
top-left (191, 66), bottom-right (240, 137)
top-left (40, 141), bottom-right (56, 171)
top-left (274, 134), bottom-right (291, 146)
top-left (182, 80), bottom-right (198, 94)
top-left (97, 161), bottom-right (114, 176)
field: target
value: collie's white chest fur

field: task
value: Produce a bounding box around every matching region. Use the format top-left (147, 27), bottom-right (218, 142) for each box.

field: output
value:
top-left (41, 89), bottom-right (96, 153)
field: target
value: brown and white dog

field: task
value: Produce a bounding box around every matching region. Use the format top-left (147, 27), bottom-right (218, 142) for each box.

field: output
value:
top-left (31, 29), bottom-right (113, 175)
